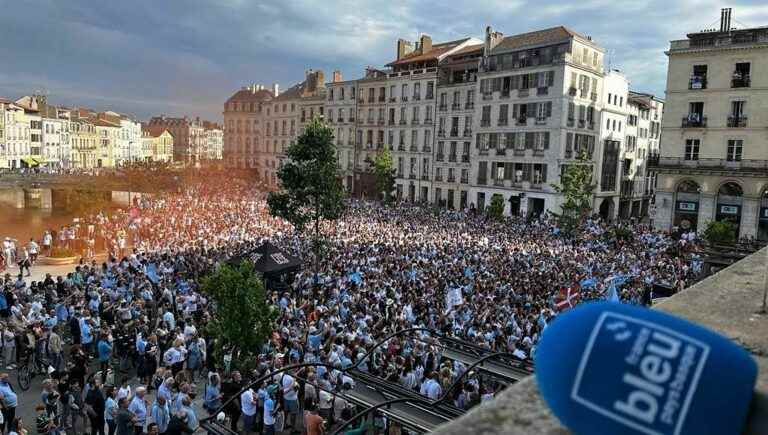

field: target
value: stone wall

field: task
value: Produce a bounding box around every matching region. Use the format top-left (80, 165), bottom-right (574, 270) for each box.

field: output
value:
top-left (433, 247), bottom-right (768, 435)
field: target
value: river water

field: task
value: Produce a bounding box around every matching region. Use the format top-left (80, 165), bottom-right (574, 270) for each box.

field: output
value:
top-left (0, 208), bottom-right (79, 242)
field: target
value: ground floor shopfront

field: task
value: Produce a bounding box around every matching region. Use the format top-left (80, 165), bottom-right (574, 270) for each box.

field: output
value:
top-left (653, 171), bottom-right (768, 240)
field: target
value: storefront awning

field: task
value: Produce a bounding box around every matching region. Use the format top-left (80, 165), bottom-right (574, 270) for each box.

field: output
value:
top-left (21, 156), bottom-right (39, 166)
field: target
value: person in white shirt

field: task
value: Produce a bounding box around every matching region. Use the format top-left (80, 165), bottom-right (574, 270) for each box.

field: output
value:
top-left (240, 388), bottom-right (258, 434)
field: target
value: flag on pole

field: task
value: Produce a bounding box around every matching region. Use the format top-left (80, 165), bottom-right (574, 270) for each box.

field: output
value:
top-left (605, 281), bottom-right (620, 302)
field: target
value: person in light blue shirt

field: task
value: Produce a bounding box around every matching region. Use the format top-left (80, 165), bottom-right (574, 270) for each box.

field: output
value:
top-left (128, 387), bottom-right (148, 431)
top-left (150, 395), bottom-right (170, 434)
top-left (105, 387), bottom-right (119, 435)
top-left (98, 336), bottom-right (113, 374)
top-left (0, 373), bottom-right (18, 433)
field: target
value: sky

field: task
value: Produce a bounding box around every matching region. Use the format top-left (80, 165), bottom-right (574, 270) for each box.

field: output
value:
top-left (1, 0), bottom-right (767, 122)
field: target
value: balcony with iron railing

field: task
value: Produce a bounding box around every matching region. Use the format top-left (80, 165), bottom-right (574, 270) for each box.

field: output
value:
top-left (500, 90), bottom-right (511, 99)
top-left (535, 117), bottom-right (547, 126)
top-left (516, 117), bottom-right (528, 126)
top-left (567, 117), bottom-right (575, 127)
top-left (482, 92), bottom-right (493, 100)
top-left (460, 175), bottom-right (469, 184)
top-left (388, 119), bottom-right (396, 126)
top-left (447, 175), bottom-right (456, 182)
top-left (422, 145), bottom-right (431, 153)
top-left (421, 174), bottom-right (429, 180)
top-left (479, 149), bottom-right (489, 156)
top-left (424, 118), bottom-right (433, 125)
top-left (426, 93), bottom-right (434, 100)
top-left (399, 119), bottom-right (407, 125)
top-left (727, 116), bottom-right (748, 127)
top-left (518, 89), bottom-right (529, 98)
top-left (389, 97), bottom-right (397, 103)
top-left (438, 129), bottom-right (446, 138)
top-left (397, 144), bottom-right (406, 151)
top-left (434, 174), bottom-right (443, 182)
top-left (461, 154), bottom-right (470, 163)
top-left (450, 129), bottom-right (459, 137)
top-left (448, 153), bottom-right (457, 162)
top-left (451, 103), bottom-right (461, 110)
top-left (378, 96), bottom-right (386, 102)
top-left (681, 115), bottom-right (707, 128)
top-left (493, 178), bottom-right (505, 187)
top-left (480, 119), bottom-right (491, 127)
top-left (367, 117), bottom-right (374, 124)
top-left (409, 173), bottom-right (417, 180)
top-left (438, 104), bottom-right (448, 112)
top-left (413, 94), bottom-right (421, 101)
top-left (410, 144), bottom-right (419, 152)
top-left (477, 177), bottom-right (487, 185)
top-left (337, 117), bottom-right (344, 123)
top-left (498, 119), bottom-right (509, 126)
top-left (349, 117), bottom-right (355, 122)
top-left (496, 148), bottom-right (506, 156)
top-left (436, 153), bottom-right (445, 162)
top-left (537, 87), bottom-right (549, 96)
top-left (463, 129), bottom-right (472, 137)
top-left (411, 118), bottom-right (420, 125)
top-left (649, 156), bottom-right (768, 172)
top-left (465, 102), bottom-right (475, 110)
top-left (689, 76), bottom-right (707, 90)
top-left (514, 148), bottom-right (526, 156)
top-left (378, 119), bottom-right (385, 125)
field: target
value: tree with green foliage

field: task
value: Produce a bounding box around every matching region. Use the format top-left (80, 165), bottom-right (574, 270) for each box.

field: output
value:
top-left (373, 144), bottom-right (396, 202)
top-left (551, 151), bottom-right (595, 235)
top-left (267, 117), bottom-right (346, 284)
top-left (703, 220), bottom-right (737, 246)
top-left (200, 262), bottom-right (277, 368)
top-left (489, 193), bottom-right (505, 220)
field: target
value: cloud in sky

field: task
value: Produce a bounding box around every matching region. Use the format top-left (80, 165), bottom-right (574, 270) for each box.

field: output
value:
top-left (1, 0), bottom-right (767, 121)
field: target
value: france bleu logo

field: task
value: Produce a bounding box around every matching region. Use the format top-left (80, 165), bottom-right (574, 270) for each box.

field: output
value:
top-left (570, 312), bottom-right (710, 435)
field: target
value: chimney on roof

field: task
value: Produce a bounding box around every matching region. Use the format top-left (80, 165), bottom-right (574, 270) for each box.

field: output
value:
top-left (720, 7), bottom-right (732, 32)
top-left (332, 70), bottom-right (343, 83)
top-left (420, 34), bottom-right (432, 54)
top-left (273, 83), bottom-right (279, 96)
top-left (396, 38), bottom-right (415, 61)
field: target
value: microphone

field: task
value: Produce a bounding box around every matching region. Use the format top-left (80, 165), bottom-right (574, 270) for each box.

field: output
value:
top-left (535, 301), bottom-right (757, 435)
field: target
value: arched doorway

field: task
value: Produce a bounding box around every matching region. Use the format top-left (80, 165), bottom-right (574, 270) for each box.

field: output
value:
top-left (759, 187), bottom-right (768, 241)
top-left (599, 198), bottom-right (614, 221)
top-left (716, 182), bottom-right (743, 236)
top-left (674, 180), bottom-right (701, 232)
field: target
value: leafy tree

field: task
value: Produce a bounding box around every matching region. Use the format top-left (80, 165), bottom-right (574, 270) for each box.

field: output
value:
top-left (551, 151), bottom-right (595, 235)
top-left (703, 220), bottom-right (737, 246)
top-left (373, 144), bottom-right (396, 202)
top-left (489, 193), bottom-right (505, 220)
top-left (267, 117), bottom-right (346, 284)
top-left (200, 262), bottom-right (277, 366)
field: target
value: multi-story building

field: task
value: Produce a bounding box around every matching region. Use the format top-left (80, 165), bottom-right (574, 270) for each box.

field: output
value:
top-left (0, 98), bottom-right (8, 169)
top-left (202, 121), bottom-right (224, 160)
top-left (355, 67), bottom-right (390, 196)
top-left (325, 71), bottom-right (360, 192)
top-left (434, 42), bottom-right (483, 209)
top-left (386, 35), bottom-right (482, 202)
top-left (223, 84), bottom-right (274, 169)
top-left (263, 70), bottom-right (326, 186)
top-left (142, 126), bottom-right (174, 162)
top-left (70, 111), bottom-right (98, 169)
top-left (620, 91), bottom-right (663, 219)
top-left (93, 117), bottom-right (120, 168)
top-left (40, 103), bottom-right (68, 169)
top-left (147, 115), bottom-right (205, 164)
top-left (3, 101), bottom-right (30, 169)
top-left (652, 8), bottom-right (768, 239)
top-left (471, 26), bottom-right (614, 217)
top-left (15, 98), bottom-right (43, 166)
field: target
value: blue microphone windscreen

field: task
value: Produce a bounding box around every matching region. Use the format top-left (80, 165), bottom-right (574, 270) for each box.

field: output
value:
top-left (535, 301), bottom-right (757, 435)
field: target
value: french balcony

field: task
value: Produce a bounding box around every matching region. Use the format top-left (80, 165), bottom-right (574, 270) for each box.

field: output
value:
top-left (461, 154), bottom-right (470, 163)
top-left (480, 119), bottom-right (491, 127)
top-left (533, 149), bottom-right (546, 157)
top-left (422, 145), bottom-right (431, 153)
top-left (448, 154), bottom-right (457, 162)
top-left (389, 97), bottom-right (397, 103)
top-left (409, 173), bottom-right (417, 180)
top-left (465, 102), bottom-right (475, 110)
top-left (410, 145), bottom-right (418, 152)
top-left (732, 76), bottom-right (751, 88)
top-left (399, 119), bottom-right (407, 125)
top-left (411, 118), bottom-right (420, 125)
top-left (435, 175), bottom-right (443, 182)
top-left (397, 144), bottom-right (406, 151)
top-left (477, 178), bottom-right (487, 185)
top-left (514, 148), bottom-right (526, 157)
top-left (367, 117), bottom-right (374, 124)
top-left (378, 96), bottom-right (386, 102)
top-left (496, 148), bottom-right (506, 156)
top-left (436, 154), bottom-right (445, 162)
top-left (681, 116), bottom-right (707, 128)
top-left (493, 179), bottom-right (505, 187)
top-left (426, 93), bottom-right (434, 100)
top-left (413, 94), bottom-right (421, 101)
top-left (337, 118), bottom-right (344, 123)
top-left (388, 120), bottom-right (396, 126)
top-left (518, 89), bottom-right (529, 98)
top-left (537, 87), bottom-right (549, 96)
top-left (451, 103), bottom-right (461, 110)
top-left (463, 129), bottom-right (472, 137)
top-left (449, 129), bottom-right (459, 137)
top-left (438, 129), bottom-right (446, 138)
top-left (567, 118), bottom-right (575, 127)
top-left (479, 149), bottom-right (489, 156)
top-left (498, 119), bottom-right (509, 127)
top-left (438, 104), bottom-right (448, 112)
top-left (516, 118), bottom-right (528, 126)
top-left (689, 76), bottom-right (707, 90)
top-left (535, 117), bottom-right (547, 126)
top-left (378, 119), bottom-right (385, 125)
top-left (424, 118), bottom-right (434, 125)
top-left (447, 175), bottom-right (456, 183)
top-left (482, 93), bottom-right (493, 101)
top-left (402, 96), bottom-right (409, 102)
top-left (421, 174), bottom-right (429, 180)
top-left (348, 117), bottom-right (355, 122)
top-left (500, 91), bottom-right (511, 99)
top-left (727, 116), bottom-right (748, 128)
top-left (460, 176), bottom-right (469, 184)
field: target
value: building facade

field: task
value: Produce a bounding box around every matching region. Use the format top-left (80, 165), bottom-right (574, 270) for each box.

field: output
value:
top-left (3, 101), bottom-right (30, 169)
top-left (222, 84), bottom-right (274, 169)
top-left (652, 9), bottom-right (768, 239)
top-left (621, 91), bottom-right (663, 219)
top-left (70, 114), bottom-right (98, 169)
top-left (325, 71), bottom-right (360, 193)
top-left (202, 121), bottom-right (224, 160)
top-left (147, 116), bottom-right (206, 164)
top-left (142, 126), bottom-right (174, 162)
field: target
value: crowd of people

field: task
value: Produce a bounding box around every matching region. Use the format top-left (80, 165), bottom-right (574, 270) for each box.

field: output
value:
top-left (0, 176), bottom-right (702, 435)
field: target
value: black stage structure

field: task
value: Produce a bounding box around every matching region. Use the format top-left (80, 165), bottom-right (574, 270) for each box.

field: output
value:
top-left (229, 240), bottom-right (302, 292)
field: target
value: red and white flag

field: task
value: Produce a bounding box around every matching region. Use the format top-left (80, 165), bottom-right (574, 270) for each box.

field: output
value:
top-left (555, 286), bottom-right (581, 311)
